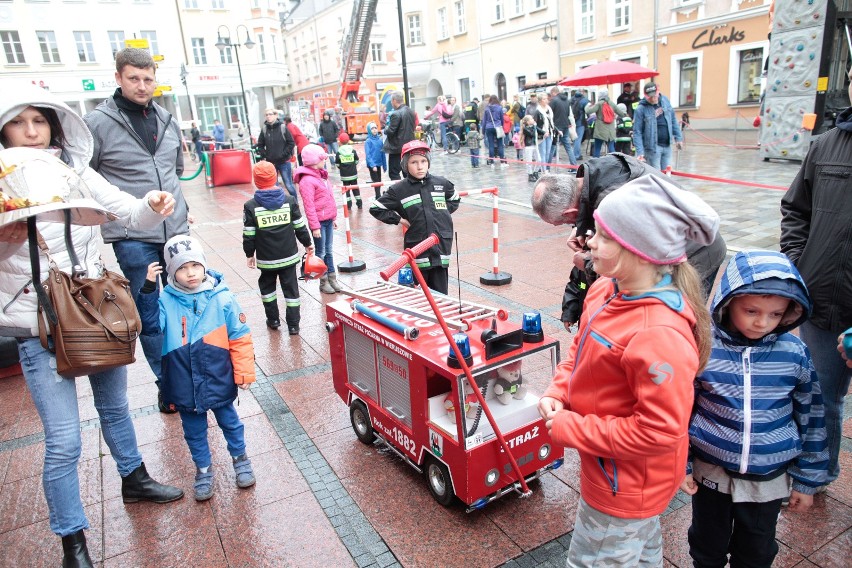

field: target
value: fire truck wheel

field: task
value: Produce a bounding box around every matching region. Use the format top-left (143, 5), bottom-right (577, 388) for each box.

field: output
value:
top-left (350, 400), bottom-right (376, 445)
top-left (425, 458), bottom-right (455, 507)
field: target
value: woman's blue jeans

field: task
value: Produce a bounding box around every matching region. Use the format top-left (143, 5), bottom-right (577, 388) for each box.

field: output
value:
top-left (439, 122), bottom-right (449, 151)
top-left (179, 405), bottom-right (245, 469)
top-left (18, 337), bottom-right (142, 536)
top-left (800, 321), bottom-right (852, 482)
top-left (485, 128), bottom-right (505, 161)
top-left (314, 219), bottom-right (336, 274)
top-left (276, 161), bottom-right (298, 198)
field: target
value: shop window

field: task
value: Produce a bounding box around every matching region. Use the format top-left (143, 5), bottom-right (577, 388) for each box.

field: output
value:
top-left (736, 47), bottom-right (763, 104)
top-left (678, 57), bottom-right (698, 108)
top-left (223, 96), bottom-right (246, 126)
top-left (197, 97), bottom-right (218, 132)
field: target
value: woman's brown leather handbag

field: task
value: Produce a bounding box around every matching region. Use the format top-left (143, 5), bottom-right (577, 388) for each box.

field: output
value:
top-left (28, 214), bottom-right (139, 377)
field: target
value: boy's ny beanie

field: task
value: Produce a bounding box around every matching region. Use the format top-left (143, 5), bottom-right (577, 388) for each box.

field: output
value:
top-left (593, 174), bottom-right (719, 265)
top-left (253, 161), bottom-right (278, 189)
top-left (164, 235), bottom-right (207, 275)
top-left (301, 143), bottom-right (328, 166)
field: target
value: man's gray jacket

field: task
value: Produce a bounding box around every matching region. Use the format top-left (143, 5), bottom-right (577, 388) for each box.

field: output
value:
top-left (85, 96), bottom-right (189, 244)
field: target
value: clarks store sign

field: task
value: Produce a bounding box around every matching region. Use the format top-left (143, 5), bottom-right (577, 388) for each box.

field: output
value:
top-left (691, 26), bottom-right (746, 49)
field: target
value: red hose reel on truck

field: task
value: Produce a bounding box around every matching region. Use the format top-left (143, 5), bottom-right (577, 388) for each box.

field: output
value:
top-left (325, 235), bottom-right (564, 511)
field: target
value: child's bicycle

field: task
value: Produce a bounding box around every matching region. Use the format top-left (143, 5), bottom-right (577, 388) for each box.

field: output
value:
top-left (422, 124), bottom-right (460, 154)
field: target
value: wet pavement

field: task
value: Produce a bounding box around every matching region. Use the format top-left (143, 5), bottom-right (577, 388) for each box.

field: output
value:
top-left (0, 132), bottom-right (849, 567)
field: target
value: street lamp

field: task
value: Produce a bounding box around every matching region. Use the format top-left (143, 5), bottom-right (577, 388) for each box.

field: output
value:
top-left (542, 23), bottom-right (557, 43)
top-left (215, 24), bottom-right (255, 140)
top-left (179, 63), bottom-right (194, 120)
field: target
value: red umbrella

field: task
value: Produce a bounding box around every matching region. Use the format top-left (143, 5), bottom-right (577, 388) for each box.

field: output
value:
top-left (558, 60), bottom-right (659, 87)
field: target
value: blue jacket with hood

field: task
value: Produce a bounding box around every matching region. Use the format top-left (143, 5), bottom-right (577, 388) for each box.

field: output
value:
top-left (138, 270), bottom-right (256, 414)
top-left (689, 251), bottom-right (829, 494)
top-left (364, 121), bottom-right (387, 170)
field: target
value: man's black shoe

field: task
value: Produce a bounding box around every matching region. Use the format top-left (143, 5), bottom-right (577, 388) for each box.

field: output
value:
top-left (288, 326), bottom-right (300, 336)
top-left (266, 319), bottom-right (281, 330)
top-left (158, 391), bottom-right (177, 414)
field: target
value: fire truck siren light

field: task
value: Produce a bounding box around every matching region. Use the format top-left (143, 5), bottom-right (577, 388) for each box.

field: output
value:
top-left (397, 265), bottom-right (414, 286)
top-left (446, 332), bottom-right (473, 369)
top-left (522, 312), bottom-right (544, 343)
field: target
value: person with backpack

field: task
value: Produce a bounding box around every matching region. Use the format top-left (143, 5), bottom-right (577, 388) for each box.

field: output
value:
top-left (585, 90), bottom-right (625, 158)
top-left (423, 95), bottom-right (454, 153)
top-left (256, 108), bottom-right (297, 198)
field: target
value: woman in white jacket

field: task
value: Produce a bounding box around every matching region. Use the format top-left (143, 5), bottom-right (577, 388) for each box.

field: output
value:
top-left (0, 85), bottom-right (184, 568)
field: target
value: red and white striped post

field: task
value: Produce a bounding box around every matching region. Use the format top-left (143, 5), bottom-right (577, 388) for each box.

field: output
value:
top-left (336, 185), bottom-right (366, 273)
top-left (458, 186), bottom-right (512, 286)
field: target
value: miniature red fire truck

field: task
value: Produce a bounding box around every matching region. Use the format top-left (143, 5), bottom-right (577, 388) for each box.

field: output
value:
top-left (326, 237), bottom-right (563, 511)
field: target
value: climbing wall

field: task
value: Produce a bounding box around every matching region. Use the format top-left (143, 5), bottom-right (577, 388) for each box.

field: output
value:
top-left (760, 0), bottom-right (836, 160)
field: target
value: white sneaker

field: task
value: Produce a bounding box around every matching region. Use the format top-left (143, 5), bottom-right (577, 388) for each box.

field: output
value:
top-left (500, 163), bottom-right (509, 168)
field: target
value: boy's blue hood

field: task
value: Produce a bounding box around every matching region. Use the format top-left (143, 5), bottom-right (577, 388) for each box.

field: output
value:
top-left (712, 250), bottom-right (811, 338)
top-left (254, 187), bottom-right (286, 210)
top-left (366, 121), bottom-right (380, 138)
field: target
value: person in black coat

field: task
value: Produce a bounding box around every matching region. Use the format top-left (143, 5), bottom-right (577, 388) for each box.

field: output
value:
top-left (382, 91), bottom-right (416, 180)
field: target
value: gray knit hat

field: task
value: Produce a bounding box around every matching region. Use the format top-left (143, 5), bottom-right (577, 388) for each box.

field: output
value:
top-left (593, 174), bottom-right (719, 265)
top-left (164, 234), bottom-right (207, 275)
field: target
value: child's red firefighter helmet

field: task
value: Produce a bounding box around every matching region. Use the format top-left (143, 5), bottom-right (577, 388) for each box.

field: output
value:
top-left (400, 140), bottom-right (431, 159)
top-left (302, 251), bottom-right (328, 280)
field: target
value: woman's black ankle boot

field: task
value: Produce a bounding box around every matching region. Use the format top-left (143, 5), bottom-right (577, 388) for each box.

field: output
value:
top-left (61, 529), bottom-right (93, 568)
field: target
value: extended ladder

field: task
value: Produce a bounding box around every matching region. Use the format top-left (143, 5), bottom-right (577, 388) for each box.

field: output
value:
top-left (343, 281), bottom-right (506, 332)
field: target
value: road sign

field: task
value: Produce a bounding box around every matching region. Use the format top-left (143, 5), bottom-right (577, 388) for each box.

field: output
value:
top-left (82, 79), bottom-right (94, 91)
top-left (153, 54), bottom-right (164, 62)
top-left (158, 85), bottom-right (172, 92)
top-left (125, 39), bottom-right (149, 49)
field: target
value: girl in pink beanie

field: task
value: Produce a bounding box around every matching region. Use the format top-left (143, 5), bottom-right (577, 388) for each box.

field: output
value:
top-left (294, 144), bottom-right (340, 294)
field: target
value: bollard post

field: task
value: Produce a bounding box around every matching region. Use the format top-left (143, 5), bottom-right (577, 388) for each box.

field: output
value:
top-left (466, 188), bottom-right (512, 286)
top-left (337, 185), bottom-right (367, 273)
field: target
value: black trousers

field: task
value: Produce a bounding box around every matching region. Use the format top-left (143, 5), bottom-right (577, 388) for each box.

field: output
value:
top-left (258, 265), bottom-right (300, 327)
top-left (688, 483), bottom-right (782, 568)
top-left (369, 167), bottom-right (383, 198)
top-left (388, 153), bottom-right (402, 180)
top-left (421, 267), bottom-right (449, 296)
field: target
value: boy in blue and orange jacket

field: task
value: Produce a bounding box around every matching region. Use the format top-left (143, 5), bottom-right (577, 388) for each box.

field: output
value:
top-left (137, 235), bottom-right (257, 502)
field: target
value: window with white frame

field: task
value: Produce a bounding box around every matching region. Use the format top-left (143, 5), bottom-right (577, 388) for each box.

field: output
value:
top-left (454, 2), bottom-right (466, 34)
top-left (577, 0), bottom-right (595, 39)
top-left (257, 34), bottom-right (266, 62)
top-left (494, 0), bottom-right (503, 21)
top-left (610, 0), bottom-right (630, 32)
top-left (271, 34), bottom-right (278, 60)
top-left (407, 14), bottom-right (422, 44)
top-left (311, 55), bottom-right (319, 76)
top-left (37, 30), bottom-right (61, 63)
top-left (191, 37), bottom-right (207, 65)
top-left (437, 8), bottom-right (448, 39)
top-left (73, 31), bottom-right (95, 62)
top-left (184, 0), bottom-right (198, 8)
top-left (370, 42), bottom-right (384, 63)
top-left (219, 45), bottom-right (232, 64)
top-left (511, 0), bottom-right (523, 16)
top-left (107, 30), bottom-right (125, 58)
top-left (532, 0), bottom-right (546, 9)
top-left (197, 96), bottom-right (218, 131)
top-left (517, 75), bottom-right (526, 91)
top-left (223, 96), bottom-right (245, 125)
top-left (736, 47), bottom-right (764, 103)
top-left (140, 30), bottom-right (159, 55)
top-left (211, 0), bottom-right (224, 8)
top-left (670, 52), bottom-right (702, 108)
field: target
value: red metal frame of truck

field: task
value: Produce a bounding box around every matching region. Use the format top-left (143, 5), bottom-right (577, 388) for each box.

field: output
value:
top-left (326, 236), bottom-right (563, 510)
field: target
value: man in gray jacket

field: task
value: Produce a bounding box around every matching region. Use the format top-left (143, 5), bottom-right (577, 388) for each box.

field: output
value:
top-left (85, 47), bottom-right (189, 413)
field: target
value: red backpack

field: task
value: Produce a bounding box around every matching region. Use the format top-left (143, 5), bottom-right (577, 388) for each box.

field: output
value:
top-left (600, 102), bottom-right (615, 124)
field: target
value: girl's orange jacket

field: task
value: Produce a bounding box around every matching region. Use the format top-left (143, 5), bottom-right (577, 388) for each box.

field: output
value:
top-left (543, 275), bottom-right (699, 518)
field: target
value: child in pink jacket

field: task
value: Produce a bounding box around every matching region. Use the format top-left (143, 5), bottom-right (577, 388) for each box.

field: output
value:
top-left (294, 144), bottom-right (339, 294)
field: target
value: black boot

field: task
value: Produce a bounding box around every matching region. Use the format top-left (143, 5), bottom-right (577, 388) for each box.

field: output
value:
top-left (121, 462), bottom-right (184, 504)
top-left (61, 529), bottom-right (93, 568)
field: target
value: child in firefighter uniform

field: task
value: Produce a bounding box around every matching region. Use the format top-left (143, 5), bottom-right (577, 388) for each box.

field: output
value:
top-left (369, 140), bottom-right (460, 294)
top-left (137, 235), bottom-right (256, 501)
top-left (336, 132), bottom-right (361, 209)
top-left (243, 161), bottom-right (314, 335)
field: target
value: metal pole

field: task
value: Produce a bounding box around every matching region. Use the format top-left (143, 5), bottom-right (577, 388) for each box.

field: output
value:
top-left (396, 0), bottom-right (410, 104)
top-left (233, 44), bottom-right (252, 141)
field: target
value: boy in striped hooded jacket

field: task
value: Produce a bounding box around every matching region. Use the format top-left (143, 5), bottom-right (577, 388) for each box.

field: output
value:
top-left (681, 250), bottom-right (828, 568)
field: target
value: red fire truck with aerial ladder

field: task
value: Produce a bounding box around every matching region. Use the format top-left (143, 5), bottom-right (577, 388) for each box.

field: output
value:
top-left (314, 0), bottom-right (381, 137)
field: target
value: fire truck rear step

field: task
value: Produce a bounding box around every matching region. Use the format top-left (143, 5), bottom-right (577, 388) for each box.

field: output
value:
top-left (343, 281), bottom-right (503, 331)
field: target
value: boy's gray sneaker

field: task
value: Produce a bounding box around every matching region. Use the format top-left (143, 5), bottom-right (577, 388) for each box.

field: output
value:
top-left (194, 467), bottom-right (214, 501)
top-left (233, 454), bottom-right (256, 488)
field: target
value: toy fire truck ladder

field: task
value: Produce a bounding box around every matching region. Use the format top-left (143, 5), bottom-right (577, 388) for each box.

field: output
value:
top-left (339, 0), bottom-right (378, 94)
top-left (344, 281), bottom-right (506, 332)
